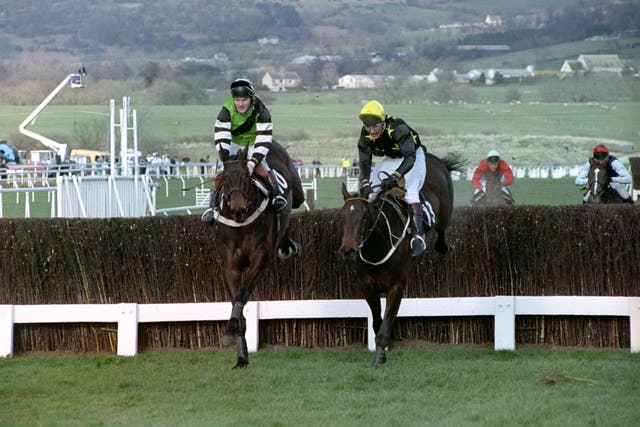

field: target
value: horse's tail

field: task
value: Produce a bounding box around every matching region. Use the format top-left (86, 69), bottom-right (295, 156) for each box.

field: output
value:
top-left (440, 152), bottom-right (466, 173)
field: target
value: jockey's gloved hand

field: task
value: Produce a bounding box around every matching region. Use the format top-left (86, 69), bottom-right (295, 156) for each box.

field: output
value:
top-left (380, 172), bottom-right (401, 192)
top-left (360, 180), bottom-right (372, 198)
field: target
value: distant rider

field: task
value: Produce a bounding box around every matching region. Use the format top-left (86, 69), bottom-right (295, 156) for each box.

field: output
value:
top-left (202, 78), bottom-right (287, 223)
top-left (471, 149), bottom-right (515, 204)
top-left (357, 100), bottom-right (427, 257)
top-left (575, 144), bottom-right (632, 203)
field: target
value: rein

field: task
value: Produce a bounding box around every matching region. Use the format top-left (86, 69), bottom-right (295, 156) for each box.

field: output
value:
top-left (355, 195), bottom-right (411, 266)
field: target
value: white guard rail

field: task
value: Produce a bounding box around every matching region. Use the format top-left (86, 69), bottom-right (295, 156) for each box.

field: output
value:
top-left (1, 296), bottom-right (638, 357)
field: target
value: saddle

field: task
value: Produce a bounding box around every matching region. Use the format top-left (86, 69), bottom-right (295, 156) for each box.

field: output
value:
top-left (380, 181), bottom-right (436, 228)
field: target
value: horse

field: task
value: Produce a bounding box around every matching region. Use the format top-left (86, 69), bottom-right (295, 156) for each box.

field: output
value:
top-left (212, 141), bottom-right (304, 368)
top-left (339, 151), bottom-right (465, 367)
top-left (583, 160), bottom-right (626, 204)
top-left (471, 170), bottom-right (514, 207)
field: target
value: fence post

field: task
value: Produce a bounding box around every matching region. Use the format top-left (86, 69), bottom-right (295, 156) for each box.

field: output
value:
top-left (630, 297), bottom-right (640, 353)
top-left (0, 305), bottom-right (14, 357)
top-left (494, 296), bottom-right (516, 350)
top-left (117, 303), bottom-right (138, 356)
top-left (245, 302), bottom-right (259, 353)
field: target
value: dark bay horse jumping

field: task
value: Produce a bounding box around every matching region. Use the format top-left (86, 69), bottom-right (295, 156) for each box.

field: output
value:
top-left (212, 141), bottom-right (304, 368)
top-left (339, 151), bottom-right (464, 367)
top-left (583, 160), bottom-right (630, 204)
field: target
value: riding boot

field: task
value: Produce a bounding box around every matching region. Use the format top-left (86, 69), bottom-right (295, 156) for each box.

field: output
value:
top-left (268, 171), bottom-right (288, 211)
top-left (409, 203), bottom-right (426, 257)
top-left (200, 188), bottom-right (218, 223)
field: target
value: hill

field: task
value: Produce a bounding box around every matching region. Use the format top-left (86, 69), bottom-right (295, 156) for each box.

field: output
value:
top-left (0, 0), bottom-right (638, 91)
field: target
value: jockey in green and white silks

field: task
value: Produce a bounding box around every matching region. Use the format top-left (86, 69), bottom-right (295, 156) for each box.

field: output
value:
top-left (202, 79), bottom-right (286, 223)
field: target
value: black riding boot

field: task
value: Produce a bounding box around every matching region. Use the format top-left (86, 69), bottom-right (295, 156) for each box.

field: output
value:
top-left (268, 171), bottom-right (288, 211)
top-left (410, 203), bottom-right (426, 257)
top-left (201, 188), bottom-right (217, 223)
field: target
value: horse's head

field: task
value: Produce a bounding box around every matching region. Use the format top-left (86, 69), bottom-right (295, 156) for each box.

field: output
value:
top-left (586, 160), bottom-right (610, 204)
top-left (221, 149), bottom-right (253, 222)
top-left (338, 182), bottom-right (372, 260)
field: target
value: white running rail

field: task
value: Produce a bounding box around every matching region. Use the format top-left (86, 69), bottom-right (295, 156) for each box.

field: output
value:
top-left (1, 296), bottom-right (638, 357)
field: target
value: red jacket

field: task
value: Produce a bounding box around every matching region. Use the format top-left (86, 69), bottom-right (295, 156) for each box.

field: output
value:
top-left (472, 159), bottom-right (514, 190)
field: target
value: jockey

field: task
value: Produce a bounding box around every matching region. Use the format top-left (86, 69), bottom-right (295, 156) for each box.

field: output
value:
top-left (575, 144), bottom-right (632, 202)
top-left (0, 143), bottom-right (17, 166)
top-left (202, 78), bottom-right (287, 223)
top-left (471, 149), bottom-right (515, 204)
top-left (357, 100), bottom-right (427, 257)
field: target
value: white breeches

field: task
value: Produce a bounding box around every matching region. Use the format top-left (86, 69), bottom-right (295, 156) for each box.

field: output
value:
top-left (369, 148), bottom-right (425, 204)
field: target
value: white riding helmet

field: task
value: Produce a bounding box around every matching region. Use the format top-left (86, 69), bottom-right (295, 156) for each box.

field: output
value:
top-left (487, 149), bottom-right (500, 158)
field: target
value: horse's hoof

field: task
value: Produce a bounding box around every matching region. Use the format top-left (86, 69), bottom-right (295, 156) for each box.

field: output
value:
top-left (232, 358), bottom-right (249, 369)
top-left (435, 241), bottom-right (449, 254)
top-left (371, 348), bottom-right (387, 368)
top-left (221, 334), bottom-right (236, 346)
top-left (278, 240), bottom-right (300, 260)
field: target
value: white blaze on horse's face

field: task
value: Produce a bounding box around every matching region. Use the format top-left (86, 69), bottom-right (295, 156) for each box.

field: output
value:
top-left (593, 169), bottom-right (600, 194)
top-left (349, 205), bottom-right (356, 212)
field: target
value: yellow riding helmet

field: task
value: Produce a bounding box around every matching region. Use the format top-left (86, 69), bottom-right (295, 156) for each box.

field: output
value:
top-left (359, 100), bottom-right (385, 125)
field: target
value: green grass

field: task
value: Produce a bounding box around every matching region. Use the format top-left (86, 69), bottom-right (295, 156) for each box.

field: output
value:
top-left (1, 348), bottom-right (638, 426)
top-left (2, 94), bottom-right (639, 166)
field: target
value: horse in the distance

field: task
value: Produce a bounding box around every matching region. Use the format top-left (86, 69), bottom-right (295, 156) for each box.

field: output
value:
top-left (471, 170), bottom-right (515, 207)
top-left (212, 141), bottom-right (304, 368)
top-left (582, 159), bottom-right (629, 204)
top-left (339, 151), bottom-right (465, 367)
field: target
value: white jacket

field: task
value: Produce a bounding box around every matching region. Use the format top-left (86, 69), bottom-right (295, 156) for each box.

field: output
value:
top-left (575, 158), bottom-right (632, 186)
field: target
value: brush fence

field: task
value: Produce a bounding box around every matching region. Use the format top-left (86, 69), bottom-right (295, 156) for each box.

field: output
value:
top-left (1, 205), bottom-right (638, 354)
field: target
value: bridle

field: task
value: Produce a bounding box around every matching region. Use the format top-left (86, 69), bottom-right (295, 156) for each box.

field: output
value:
top-left (588, 163), bottom-right (609, 202)
top-left (344, 195), bottom-right (411, 266)
top-left (214, 159), bottom-right (269, 227)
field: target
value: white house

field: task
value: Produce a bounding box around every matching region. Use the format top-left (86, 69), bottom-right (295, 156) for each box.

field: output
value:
top-left (337, 74), bottom-right (395, 89)
top-left (261, 71), bottom-right (301, 92)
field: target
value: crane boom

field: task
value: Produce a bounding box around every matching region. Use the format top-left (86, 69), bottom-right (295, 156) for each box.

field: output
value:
top-left (18, 70), bottom-right (87, 161)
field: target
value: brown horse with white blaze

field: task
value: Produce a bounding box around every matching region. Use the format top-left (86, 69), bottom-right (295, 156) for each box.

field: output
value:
top-left (339, 151), bottom-right (464, 367)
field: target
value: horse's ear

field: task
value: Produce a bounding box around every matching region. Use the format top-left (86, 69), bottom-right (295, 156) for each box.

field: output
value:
top-left (341, 182), bottom-right (351, 200)
top-left (238, 148), bottom-right (248, 161)
top-left (220, 151), bottom-right (229, 163)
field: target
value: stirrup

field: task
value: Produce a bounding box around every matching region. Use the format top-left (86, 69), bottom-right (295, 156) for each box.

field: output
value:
top-left (201, 207), bottom-right (216, 223)
top-left (273, 195), bottom-right (288, 210)
top-left (410, 235), bottom-right (426, 257)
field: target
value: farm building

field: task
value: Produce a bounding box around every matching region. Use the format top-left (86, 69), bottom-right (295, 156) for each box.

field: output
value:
top-left (337, 74), bottom-right (395, 89)
top-left (261, 71), bottom-right (301, 92)
top-left (561, 54), bottom-right (624, 77)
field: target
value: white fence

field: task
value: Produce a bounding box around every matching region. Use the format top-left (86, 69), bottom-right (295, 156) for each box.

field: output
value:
top-left (1, 296), bottom-right (638, 357)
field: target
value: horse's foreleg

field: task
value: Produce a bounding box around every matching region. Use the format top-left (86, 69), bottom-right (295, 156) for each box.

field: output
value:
top-left (228, 249), bottom-right (269, 368)
top-left (365, 294), bottom-right (383, 335)
top-left (371, 284), bottom-right (403, 368)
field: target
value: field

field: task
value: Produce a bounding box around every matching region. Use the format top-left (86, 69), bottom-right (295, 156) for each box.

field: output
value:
top-left (1, 347), bottom-right (638, 426)
top-left (1, 97), bottom-right (638, 167)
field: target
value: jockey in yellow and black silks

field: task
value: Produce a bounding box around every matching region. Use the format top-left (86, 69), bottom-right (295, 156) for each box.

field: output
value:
top-left (357, 100), bottom-right (427, 257)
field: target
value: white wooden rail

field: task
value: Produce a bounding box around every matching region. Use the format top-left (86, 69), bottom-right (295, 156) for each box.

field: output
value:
top-left (1, 296), bottom-right (638, 357)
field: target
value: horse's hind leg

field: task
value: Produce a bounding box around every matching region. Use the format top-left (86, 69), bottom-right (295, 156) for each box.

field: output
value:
top-left (434, 230), bottom-right (449, 254)
top-left (276, 209), bottom-right (300, 260)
